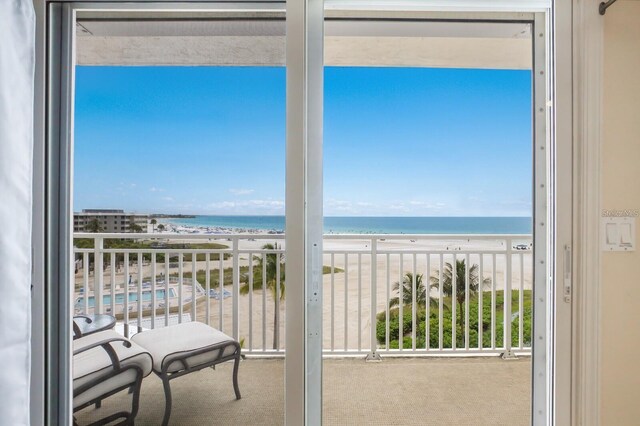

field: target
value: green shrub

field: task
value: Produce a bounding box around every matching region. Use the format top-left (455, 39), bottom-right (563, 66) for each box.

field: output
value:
top-left (376, 290), bottom-right (532, 350)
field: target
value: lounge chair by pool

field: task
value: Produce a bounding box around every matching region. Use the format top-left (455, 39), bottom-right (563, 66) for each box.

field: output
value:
top-left (208, 289), bottom-right (231, 300)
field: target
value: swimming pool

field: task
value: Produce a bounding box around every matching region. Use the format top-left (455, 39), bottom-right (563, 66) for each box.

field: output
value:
top-left (75, 288), bottom-right (176, 308)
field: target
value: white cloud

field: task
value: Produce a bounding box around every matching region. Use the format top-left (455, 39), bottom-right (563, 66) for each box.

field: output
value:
top-left (208, 201), bottom-right (237, 209)
top-left (113, 182), bottom-right (137, 194)
top-left (323, 198), bottom-right (452, 216)
top-left (407, 200), bottom-right (446, 210)
top-left (161, 196), bottom-right (174, 202)
top-left (229, 188), bottom-right (255, 196)
top-left (325, 199), bottom-right (357, 214)
top-left (150, 187), bottom-right (164, 192)
top-left (205, 199), bottom-right (285, 215)
top-left (389, 204), bottom-right (410, 212)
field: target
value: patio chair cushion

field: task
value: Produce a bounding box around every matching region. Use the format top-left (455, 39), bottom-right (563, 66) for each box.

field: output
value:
top-left (73, 330), bottom-right (152, 409)
top-left (130, 322), bottom-right (238, 374)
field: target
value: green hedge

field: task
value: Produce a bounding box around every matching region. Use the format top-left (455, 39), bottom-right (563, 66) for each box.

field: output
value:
top-left (178, 263), bottom-right (342, 288)
top-left (376, 290), bottom-right (531, 349)
top-left (74, 238), bottom-right (229, 266)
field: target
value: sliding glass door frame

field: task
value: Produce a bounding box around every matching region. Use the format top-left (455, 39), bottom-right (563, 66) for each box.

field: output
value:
top-left (38, 1), bottom-right (571, 425)
top-left (320, 9), bottom-right (569, 426)
top-left (44, 3), bottom-right (293, 425)
top-left (294, 4), bottom-right (571, 425)
top-left (286, 0), bottom-right (324, 424)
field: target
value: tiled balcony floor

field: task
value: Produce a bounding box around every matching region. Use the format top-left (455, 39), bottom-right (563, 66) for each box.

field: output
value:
top-left (75, 357), bottom-right (531, 425)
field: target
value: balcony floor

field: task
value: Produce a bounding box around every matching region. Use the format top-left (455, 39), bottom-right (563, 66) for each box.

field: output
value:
top-left (75, 357), bottom-right (531, 425)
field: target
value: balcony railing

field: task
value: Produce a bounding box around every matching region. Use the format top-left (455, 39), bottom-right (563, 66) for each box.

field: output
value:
top-left (73, 232), bottom-right (532, 357)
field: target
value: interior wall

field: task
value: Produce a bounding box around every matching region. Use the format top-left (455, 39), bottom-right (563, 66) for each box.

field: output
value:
top-left (601, 1), bottom-right (640, 424)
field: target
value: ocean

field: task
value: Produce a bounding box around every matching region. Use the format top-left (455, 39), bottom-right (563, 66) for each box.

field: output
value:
top-left (165, 216), bottom-right (532, 234)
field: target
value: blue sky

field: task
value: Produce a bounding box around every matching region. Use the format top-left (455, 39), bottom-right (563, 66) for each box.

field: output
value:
top-left (74, 66), bottom-right (532, 216)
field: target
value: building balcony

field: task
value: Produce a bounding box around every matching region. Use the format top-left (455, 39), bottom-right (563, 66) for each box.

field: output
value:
top-left (72, 232), bottom-right (533, 424)
top-left (74, 357), bottom-right (531, 425)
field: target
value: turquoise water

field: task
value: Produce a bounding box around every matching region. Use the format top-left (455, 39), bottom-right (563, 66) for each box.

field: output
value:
top-left (166, 216), bottom-right (532, 234)
top-left (76, 289), bottom-right (175, 308)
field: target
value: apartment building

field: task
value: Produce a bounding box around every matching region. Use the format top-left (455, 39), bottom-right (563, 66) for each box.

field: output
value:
top-left (73, 209), bottom-right (149, 233)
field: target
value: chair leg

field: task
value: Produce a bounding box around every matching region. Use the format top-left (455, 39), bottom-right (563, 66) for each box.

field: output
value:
top-left (161, 375), bottom-right (173, 426)
top-left (232, 355), bottom-right (241, 400)
top-left (129, 371), bottom-right (143, 425)
top-left (94, 412), bottom-right (130, 426)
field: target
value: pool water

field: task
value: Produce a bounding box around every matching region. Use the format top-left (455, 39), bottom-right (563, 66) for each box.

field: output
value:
top-left (76, 288), bottom-right (176, 308)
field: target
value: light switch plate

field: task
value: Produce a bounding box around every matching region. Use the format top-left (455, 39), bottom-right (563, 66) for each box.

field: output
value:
top-left (601, 216), bottom-right (636, 251)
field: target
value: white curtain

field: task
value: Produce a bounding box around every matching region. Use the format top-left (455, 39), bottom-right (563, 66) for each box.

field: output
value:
top-left (0, 0), bottom-right (35, 424)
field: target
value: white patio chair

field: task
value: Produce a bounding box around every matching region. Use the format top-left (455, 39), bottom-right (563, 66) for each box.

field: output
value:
top-left (73, 330), bottom-right (152, 426)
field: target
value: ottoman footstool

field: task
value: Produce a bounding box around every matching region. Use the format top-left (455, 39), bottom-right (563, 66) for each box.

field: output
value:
top-left (131, 322), bottom-right (241, 425)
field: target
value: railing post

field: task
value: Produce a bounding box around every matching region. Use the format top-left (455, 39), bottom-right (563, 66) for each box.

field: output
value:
top-left (232, 236), bottom-right (240, 340)
top-left (366, 238), bottom-right (381, 361)
top-left (94, 236), bottom-right (104, 314)
top-left (502, 238), bottom-right (517, 359)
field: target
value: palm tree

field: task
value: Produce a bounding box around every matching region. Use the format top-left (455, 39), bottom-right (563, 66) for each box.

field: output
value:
top-left (157, 224), bottom-right (165, 232)
top-left (388, 272), bottom-right (438, 309)
top-left (240, 243), bottom-right (285, 349)
top-left (150, 218), bottom-right (157, 232)
top-left (430, 259), bottom-right (490, 328)
top-left (84, 218), bottom-right (103, 233)
top-left (129, 222), bottom-right (143, 233)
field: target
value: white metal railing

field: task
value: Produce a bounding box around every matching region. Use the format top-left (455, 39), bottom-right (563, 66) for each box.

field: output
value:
top-left (73, 232), bottom-right (532, 357)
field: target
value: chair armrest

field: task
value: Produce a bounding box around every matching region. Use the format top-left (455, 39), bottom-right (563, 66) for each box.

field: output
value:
top-left (74, 314), bottom-right (93, 323)
top-left (73, 315), bottom-right (93, 339)
top-left (74, 337), bottom-right (132, 371)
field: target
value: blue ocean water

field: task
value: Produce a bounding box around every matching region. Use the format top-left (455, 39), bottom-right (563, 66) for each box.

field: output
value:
top-left (165, 216), bottom-right (532, 234)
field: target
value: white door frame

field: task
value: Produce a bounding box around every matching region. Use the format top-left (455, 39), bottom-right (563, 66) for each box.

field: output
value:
top-left (286, 0), bottom-right (324, 424)
top-left (33, 1), bottom-right (574, 425)
top-left (315, 3), bottom-right (572, 426)
top-left (41, 3), bottom-right (290, 425)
